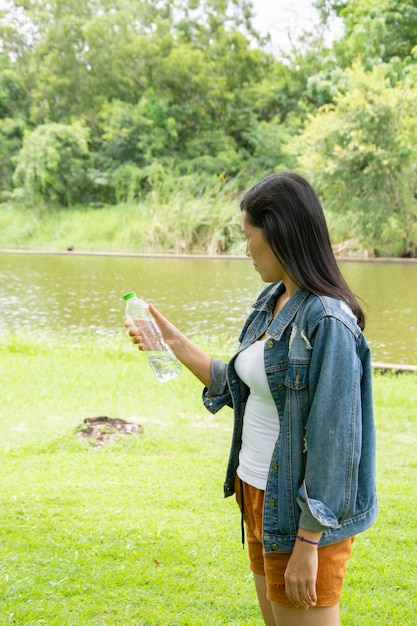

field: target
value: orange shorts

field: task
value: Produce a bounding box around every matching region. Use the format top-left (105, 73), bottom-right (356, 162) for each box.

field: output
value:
top-left (235, 477), bottom-right (354, 607)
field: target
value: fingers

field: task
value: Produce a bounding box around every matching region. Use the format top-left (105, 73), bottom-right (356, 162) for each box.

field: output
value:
top-left (124, 304), bottom-right (171, 351)
top-left (124, 322), bottom-right (145, 350)
top-left (285, 582), bottom-right (309, 610)
top-left (306, 582), bottom-right (317, 607)
top-left (285, 577), bottom-right (317, 610)
top-left (148, 304), bottom-right (167, 328)
top-left (148, 303), bottom-right (158, 316)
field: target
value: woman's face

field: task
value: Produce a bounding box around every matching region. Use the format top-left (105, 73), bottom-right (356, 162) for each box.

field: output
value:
top-left (241, 210), bottom-right (288, 284)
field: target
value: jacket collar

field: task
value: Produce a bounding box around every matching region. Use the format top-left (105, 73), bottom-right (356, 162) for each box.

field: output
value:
top-left (252, 282), bottom-right (311, 342)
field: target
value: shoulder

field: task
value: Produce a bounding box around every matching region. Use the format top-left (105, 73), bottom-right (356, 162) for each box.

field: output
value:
top-left (297, 293), bottom-right (361, 337)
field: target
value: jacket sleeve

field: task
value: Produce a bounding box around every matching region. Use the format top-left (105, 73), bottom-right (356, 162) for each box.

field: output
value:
top-left (296, 315), bottom-right (365, 532)
top-left (202, 358), bottom-right (233, 414)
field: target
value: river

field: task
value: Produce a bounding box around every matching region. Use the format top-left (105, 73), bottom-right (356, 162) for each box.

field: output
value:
top-left (0, 251), bottom-right (416, 365)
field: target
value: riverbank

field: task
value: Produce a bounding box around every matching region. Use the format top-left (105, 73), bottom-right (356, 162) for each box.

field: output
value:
top-left (2, 192), bottom-right (415, 258)
top-left (373, 362), bottom-right (417, 373)
top-left (2, 247), bottom-right (417, 263)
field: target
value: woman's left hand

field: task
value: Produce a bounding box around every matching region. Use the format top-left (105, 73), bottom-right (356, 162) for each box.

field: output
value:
top-left (284, 540), bottom-right (319, 609)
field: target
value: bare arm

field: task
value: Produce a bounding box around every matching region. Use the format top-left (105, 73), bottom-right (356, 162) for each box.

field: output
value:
top-left (126, 303), bottom-right (212, 387)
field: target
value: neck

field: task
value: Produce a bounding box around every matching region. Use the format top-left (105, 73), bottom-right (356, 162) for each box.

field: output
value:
top-left (274, 281), bottom-right (298, 316)
top-left (282, 277), bottom-right (298, 300)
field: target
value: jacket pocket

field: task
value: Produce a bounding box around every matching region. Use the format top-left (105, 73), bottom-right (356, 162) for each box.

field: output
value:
top-left (285, 363), bottom-right (309, 390)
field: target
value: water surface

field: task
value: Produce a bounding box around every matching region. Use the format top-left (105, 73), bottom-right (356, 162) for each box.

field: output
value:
top-left (1, 252), bottom-right (416, 365)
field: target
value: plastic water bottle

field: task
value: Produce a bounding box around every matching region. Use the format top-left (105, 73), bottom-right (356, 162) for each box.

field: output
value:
top-left (123, 291), bottom-right (181, 383)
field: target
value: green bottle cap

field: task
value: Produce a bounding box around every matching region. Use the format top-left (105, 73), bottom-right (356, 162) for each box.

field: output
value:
top-left (123, 291), bottom-right (136, 301)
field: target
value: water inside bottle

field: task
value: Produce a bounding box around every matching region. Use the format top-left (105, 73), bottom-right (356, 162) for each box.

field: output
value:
top-left (147, 354), bottom-right (182, 383)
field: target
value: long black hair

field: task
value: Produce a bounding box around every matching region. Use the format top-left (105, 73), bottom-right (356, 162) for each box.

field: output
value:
top-left (240, 172), bottom-right (365, 329)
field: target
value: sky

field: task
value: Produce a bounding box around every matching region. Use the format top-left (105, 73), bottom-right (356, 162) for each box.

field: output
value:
top-left (0, 0), bottom-right (343, 56)
top-left (249, 0), bottom-right (344, 54)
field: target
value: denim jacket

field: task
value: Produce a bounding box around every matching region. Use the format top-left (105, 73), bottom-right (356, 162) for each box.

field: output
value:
top-left (202, 282), bottom-right (377, 553)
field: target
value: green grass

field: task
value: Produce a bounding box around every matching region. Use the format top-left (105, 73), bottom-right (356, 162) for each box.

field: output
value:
top-left (1, 334), bottom-right (416, 625)
top-left (0, 188), bottom-right (244, 256)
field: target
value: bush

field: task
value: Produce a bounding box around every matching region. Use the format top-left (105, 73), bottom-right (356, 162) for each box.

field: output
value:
top-left (13, 122), bottom-right (91, 206)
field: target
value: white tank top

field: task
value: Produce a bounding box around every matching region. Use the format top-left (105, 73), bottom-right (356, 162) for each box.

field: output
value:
top-left (234, 339), bottom-right (280, 490)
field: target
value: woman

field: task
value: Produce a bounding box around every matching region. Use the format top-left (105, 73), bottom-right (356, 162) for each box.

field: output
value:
top-left (127, 172), bottom-right (377, 626)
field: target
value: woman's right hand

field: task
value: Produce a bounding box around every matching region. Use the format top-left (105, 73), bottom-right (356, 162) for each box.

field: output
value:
top-left (125, 304), bottom-right (179, 352)
top-left (125, 303), bottom-right (213, 387)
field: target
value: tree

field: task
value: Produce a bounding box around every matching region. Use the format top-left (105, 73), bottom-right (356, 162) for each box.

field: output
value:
top-left (294, 63), bottom-right (417, 256)
top-left (319, 0), bottom-right (417, 67)
top-left (0, 57), bottom-right (30, 193)
top-left (13, 122), bottom-right (91, 205)
top-left (1, 0), bottom-right (262, 123)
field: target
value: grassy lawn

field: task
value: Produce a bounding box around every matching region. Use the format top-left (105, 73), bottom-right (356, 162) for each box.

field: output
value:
top-left (1, 335), bottom-right (416, 625)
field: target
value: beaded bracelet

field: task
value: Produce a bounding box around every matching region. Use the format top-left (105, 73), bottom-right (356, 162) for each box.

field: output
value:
top-left (296, 534), bottom-right (320, 545)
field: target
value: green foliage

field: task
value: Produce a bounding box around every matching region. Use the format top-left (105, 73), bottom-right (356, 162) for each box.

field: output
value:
top-left (4, 0), bottom-right (417, 254)
top-left (0, 64), bottom-right (30, 119)
top-left (0, 117), bottom-right (26, 198)
top-left (240, 115), bottom-right (299, 174)
top-left (294, 63), bottom-right (417, 256)
top-left (306, 64), bottom-right (348, 107)
top-left (9, 0), bottom-right (286, 204)
top-left (14, 0), bottom-right (174, 121)
top-left (331, 0), bottom-right (417, 66)
top-left (0, 60), bottom-right (30, 194)
top-left (13, 122), bottom-right (91, 206)
top-left (95, 95), bottom-right (179, 201)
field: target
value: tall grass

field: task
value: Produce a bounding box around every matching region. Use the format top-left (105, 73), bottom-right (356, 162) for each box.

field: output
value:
top-left (1, 334), bottom-right (416, 624)
top-left (0, 197), bottom-right (245, 255)
top-left (0, 169), bottom-right (248, 256)
top-left (0, 176), bottom-right (362, 256)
